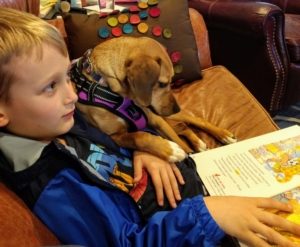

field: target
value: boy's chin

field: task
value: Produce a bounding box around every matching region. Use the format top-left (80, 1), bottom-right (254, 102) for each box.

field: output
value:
top-left (60, 120), bottom-right (75, 135)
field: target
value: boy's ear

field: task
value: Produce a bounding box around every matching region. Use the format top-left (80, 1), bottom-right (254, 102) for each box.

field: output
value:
top-left (0, 106), bottom-right (9, 127)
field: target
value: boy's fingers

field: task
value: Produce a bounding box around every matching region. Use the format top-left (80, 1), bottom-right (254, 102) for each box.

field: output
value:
top-left (258, 210), bottom-right (300, 239)
top-left (166, 164), bottom-right (181, 201)
top-left (256, 198), bottom-right (293, 212)
top-left (160, 168), bottom-right (177, 208)
top-left (171, 163), bottom-right (185, 185)
top-left (248, 222), bottom-right (299, 247)
top-left (150, 171), bottom-right (164, 206)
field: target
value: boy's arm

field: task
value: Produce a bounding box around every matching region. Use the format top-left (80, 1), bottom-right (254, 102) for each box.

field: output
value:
top-left (33, 168), bottom-right (224, 246)
top-left (33, 168), bottom-right (300, 246)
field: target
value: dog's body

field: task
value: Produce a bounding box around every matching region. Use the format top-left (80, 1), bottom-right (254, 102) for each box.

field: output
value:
top-left (71, 36), bottom-right (236, 162)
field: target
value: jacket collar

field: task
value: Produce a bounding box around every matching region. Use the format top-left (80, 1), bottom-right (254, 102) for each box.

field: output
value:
top-left (0, 132), bottom-right (48, 172)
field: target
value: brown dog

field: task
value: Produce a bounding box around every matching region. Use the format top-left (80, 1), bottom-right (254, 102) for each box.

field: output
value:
top-left (70, 36), bottom-right (236, 162)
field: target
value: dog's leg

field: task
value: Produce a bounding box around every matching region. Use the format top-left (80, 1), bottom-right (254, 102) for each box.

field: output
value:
top-left (166, 121), bottom-right (207, 152)
top-left (167, 111), bottom-right (237, 144)
top-left (111, 131), bottom-right (187, 163)
top-left (145, 111), bottom-right (196, 154)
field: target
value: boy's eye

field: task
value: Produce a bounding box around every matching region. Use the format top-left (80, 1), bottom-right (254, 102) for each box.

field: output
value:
top-left (44, 82), bottom-right (56, 93)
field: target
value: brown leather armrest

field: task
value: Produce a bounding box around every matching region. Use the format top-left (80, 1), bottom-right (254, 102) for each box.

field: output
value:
top-left (264, 0), bottom-right (300, 14)
top-left (189, 0), bottom-right (283, 38)
top-left (188, 0), bottom-right (290, 113)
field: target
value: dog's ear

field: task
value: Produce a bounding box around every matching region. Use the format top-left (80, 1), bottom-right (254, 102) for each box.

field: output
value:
top-left (125, 56), bottom-right (160, 107)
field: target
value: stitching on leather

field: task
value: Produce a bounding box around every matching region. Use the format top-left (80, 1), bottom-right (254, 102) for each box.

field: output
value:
top-left (267, 16), bottom-right (285, 111)
top-left (208, 1), bottom-right (217, 18)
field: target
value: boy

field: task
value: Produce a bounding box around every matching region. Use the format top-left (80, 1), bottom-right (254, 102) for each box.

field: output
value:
top-left (0, 7), bottom-right (300, 247)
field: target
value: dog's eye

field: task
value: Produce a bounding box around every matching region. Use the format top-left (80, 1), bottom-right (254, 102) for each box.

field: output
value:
top-left (158, 82), bottom-right (168, 88)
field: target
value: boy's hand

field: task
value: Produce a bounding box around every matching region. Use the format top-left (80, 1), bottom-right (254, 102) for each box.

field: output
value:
top-left (204, 196), bottom-right (300, 247)
top-left (133, 151), bottom-right (185, 208)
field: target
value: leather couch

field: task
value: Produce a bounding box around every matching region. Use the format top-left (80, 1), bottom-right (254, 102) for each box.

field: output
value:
top-left (189, 0), bottom-right (300, 114)
top-left (0, 0), bottom-right (279, 245)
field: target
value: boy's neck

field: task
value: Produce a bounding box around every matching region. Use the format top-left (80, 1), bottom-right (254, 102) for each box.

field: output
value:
top-left (57, 138), bottom-right (67, 146)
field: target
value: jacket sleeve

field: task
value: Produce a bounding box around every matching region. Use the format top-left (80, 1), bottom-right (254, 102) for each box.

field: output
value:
top-left (33, 169), bottom-right (225, 247)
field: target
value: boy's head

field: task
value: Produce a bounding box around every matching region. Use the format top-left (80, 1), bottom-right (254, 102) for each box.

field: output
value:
top-left (0, 7), bottom-right (68, 102)
top-left (0, 7), bottom-right (78, 141)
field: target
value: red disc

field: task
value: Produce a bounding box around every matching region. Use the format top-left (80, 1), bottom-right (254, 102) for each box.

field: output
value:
top-left (170, 51), bottom-right (182, 63)
top-left (152, 25), bottom-right (162, 37)
top-left (130, 14), bottom-right (141, 25)
top-left (148, 7), bottom-right (160, 18)
top-left (111, 26), bottom-right (123, 37)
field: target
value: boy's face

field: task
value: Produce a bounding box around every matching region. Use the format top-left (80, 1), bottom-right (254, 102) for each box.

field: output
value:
top-left (0, 44), bottom-right (78, 142)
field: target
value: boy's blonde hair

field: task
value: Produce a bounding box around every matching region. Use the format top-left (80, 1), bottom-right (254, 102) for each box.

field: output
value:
top-left (0, 7), bottom-right (69, 101)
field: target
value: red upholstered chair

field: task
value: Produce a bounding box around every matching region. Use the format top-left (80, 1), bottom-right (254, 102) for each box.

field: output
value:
top-left (189, 0), bottom-right (300, 114)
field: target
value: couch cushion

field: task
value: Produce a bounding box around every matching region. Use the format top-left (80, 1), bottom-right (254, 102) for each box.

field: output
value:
top-left (63, 0), bottom-right (202, 87)
top-left (172, 65), bottom-right (278, 148)
top-left (285, 14), bottom-right (300, 63)
top-left (0, 182), bottom-right (60, 246)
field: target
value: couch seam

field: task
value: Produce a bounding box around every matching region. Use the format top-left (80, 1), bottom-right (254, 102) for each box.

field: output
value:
top-left (267, 16), bottom-right (285, 112)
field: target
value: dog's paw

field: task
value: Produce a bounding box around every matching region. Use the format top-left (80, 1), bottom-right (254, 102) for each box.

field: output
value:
top-left (167, 141), bottom-right (187, 163)
top-left (219, 133), bottom-right (237, 144)
top-left (194, 139), bottom-right (207, 152)
top-left (222, 135), bottom-right (238, 144)
top-left (215, 129), bottom-right (237, 144)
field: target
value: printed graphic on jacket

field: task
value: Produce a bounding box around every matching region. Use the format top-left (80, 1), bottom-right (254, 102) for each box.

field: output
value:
top-left (75, 138), bottom-right (148, 202)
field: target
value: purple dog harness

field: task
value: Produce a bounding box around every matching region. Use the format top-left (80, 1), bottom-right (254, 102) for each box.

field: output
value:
top-left (70, 49), bottom-right (148, 131)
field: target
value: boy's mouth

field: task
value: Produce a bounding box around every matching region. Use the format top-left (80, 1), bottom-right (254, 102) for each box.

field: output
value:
top-left (63, 110), bottom-right (75, 119)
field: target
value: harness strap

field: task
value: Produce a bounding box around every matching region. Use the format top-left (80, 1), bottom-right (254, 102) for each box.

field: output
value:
top-left (70, 50), bottom-right (148, 131)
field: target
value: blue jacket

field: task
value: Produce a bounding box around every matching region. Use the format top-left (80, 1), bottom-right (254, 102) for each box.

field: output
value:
top-left (0, 111), bottom-right (225, 246)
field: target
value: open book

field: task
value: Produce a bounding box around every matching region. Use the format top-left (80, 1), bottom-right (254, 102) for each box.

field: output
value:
top-left (190, 125), bottom-right (300, 245)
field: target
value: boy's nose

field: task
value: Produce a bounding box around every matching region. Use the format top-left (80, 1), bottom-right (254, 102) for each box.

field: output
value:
top-left (65, 83), bottom-right (78, 104)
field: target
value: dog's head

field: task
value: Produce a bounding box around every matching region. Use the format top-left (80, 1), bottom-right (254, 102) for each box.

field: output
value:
top-left (122, 53), bottom-right (180, 116)
top-left (90, 37), bottom-right (180, 116)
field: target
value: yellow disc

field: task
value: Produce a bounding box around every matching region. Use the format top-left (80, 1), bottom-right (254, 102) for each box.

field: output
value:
top-left (137, 22), bottom-right (149, 33)
top-left (174, 64), bottom-right (183, 74)
top-left (138, 2), bottom-right (148, 9)
top-left (163, 28), bottom-right (172, 39)
top-left (118, 14), bottom-right (129, 24)
top-left (148, 0), bottom-right (159, 6)
top-left (60, 1), bottom-right (71, 13)
top-left (107, 17), bottom-right (118, 27)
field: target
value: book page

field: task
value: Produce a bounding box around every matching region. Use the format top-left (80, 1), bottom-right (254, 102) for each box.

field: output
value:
top-left (191, 125), bottom-right (300, 197)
